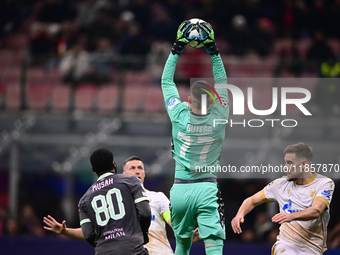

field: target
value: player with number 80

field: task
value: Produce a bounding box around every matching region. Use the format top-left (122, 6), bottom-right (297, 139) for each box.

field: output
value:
top-left (78, 148), bottom-right (151, 255)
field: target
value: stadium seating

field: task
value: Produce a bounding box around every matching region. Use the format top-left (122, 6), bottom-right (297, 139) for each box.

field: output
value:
top-left (0, 67), bottom-right (21, 83)
top-left (26, 68), bottom-right (46, 84)
top-left (1, 37), bottom-right (339, 114)
top-left (0, 83), bottom-right (5, 108)
top-left (123, 86), bottom-right (146, 112)
top-left (199, 55), bottom-right (214, 77)
top-left (138, 71), bottom-right (152, 85)
top-left (144, 86), bottom-right (164, 113)
top-left (5, 83), bottom-right (21, 110)
top-left (125, 70), bottom-right (151, 86)
top-left (97, 84), bottom-right (119, 112)
top-left (74, 83), bottom-right (98, 111)
top-left (51, 84), bottom-right (71, 111)
top-left (177, 85), bottom-right (190, 102)
top-left (46, 69), bottom-right (63, 84)
top-left (26, 83), bottom-right (53, 110)
top-left (3, 33), bottom-right (29, 52)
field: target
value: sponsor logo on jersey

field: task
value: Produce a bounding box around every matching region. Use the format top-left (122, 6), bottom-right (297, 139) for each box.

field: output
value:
top-left (151, 215), bottom-right (156, 221)
top-left (321, 190), bottom-right (331, 199)
top-left (283, 199), bottom-right (301, 213)
top-left (167, 98), bottom-right (179, 110)
top-left (104, 228), bottom-right (126, 239)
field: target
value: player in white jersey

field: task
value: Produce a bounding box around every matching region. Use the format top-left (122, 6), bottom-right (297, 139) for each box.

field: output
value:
top-left (231, 142), bottom-right (335, 255)
top-left (43, 156), bottom-right (200, 254)
top-left (122, 156), bottom-right (174, 255)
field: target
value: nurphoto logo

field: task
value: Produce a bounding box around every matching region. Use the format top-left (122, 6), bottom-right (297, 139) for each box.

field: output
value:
top-left (200, 83), bottom-right (312, 128)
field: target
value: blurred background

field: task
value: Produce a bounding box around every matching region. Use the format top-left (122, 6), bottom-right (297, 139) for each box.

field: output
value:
top-left (0, 0), bottom-right (340, 254)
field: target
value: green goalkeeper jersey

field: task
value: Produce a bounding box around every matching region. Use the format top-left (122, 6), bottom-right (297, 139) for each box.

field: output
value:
top-left (161, 53), bottom-right (229, 180)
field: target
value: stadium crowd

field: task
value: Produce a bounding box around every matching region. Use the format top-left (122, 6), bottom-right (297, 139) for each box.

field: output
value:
top-left (1, 0), bottom-right (340, 79)
top-left (0, 0), bottom-right (339, 114)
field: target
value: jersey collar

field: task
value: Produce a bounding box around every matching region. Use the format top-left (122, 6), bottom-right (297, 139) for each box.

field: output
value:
top-left (294, 172), bottom-right (317, 185)
top-left (97, 172), bottom-right (114, 181)
top-left (190, 111), bottom-right (210, 116)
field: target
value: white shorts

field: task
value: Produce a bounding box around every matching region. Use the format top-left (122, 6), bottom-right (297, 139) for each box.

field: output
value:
top-left (272, 240), bottom-right (322, 255)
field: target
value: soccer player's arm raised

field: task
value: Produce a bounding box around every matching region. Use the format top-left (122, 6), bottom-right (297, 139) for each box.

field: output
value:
top-left (161, 20), bottom-right (195, 120)
top-left (198, 22), bottom-right (229, 116)
top-left (161, 52), bottom-right (181, 120)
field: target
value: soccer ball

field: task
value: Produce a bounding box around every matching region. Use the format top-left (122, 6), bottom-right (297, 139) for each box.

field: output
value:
top-left (187, 18), bottom-right (206, 48)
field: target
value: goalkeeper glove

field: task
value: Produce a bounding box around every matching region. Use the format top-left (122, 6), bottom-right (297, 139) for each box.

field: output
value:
top-left (197, 22), bottom-right (219, 55)
top-left (172, 20), bottom-right (196, 55)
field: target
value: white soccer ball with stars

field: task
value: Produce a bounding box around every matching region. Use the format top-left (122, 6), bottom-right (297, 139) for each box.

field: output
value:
top-left (187, 18), bottom-right (206, 49)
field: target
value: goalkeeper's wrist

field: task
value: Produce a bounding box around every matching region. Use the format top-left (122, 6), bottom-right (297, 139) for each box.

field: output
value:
top-left (205, 42), bottom-right (219, 55)
top-left (172, 40), bottom-right (186, 55)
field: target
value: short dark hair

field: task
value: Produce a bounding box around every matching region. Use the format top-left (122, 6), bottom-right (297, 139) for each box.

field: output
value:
top-left (190, 80), bottom-right (213, 109)
top-left (284, 142), bottom-right (313, 163)
top-left (123, 156), bottom-right (143, 167)
top-left (90, 147), bottom-right (116, 174)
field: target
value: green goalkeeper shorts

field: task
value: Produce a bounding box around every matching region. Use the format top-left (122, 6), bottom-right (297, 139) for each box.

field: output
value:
top-left (169, 179), bottom-right (226, 242)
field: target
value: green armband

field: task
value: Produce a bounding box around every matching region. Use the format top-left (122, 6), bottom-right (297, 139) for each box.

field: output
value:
top-left (162, 210), bottom-right (171, 224)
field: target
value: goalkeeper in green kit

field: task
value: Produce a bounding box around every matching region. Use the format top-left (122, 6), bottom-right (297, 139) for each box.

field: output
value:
top-left (161, 20), bottom-right (229, 255)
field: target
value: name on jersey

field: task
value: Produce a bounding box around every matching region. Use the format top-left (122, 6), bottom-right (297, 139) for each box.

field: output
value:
top-left (103, 228), bottom-right (126, 239)
top-left (186, 124), bottom-right (212, 134)
top-left (92, 178), bottom-right (113, 192)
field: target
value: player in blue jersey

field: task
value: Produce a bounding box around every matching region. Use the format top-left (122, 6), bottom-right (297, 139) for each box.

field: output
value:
top-left (161, 20), bottom-right (229, 255)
